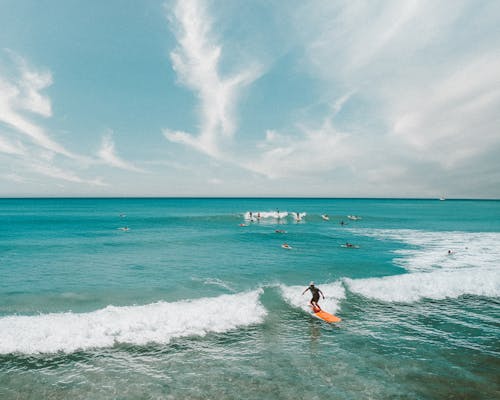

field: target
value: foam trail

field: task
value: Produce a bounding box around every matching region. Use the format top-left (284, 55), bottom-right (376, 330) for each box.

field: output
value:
top-left (0, 290), bottom-right (266, 354)
top-left (280, 282), bottom-right (345, 314)
top-left (345, 268), bottom-right (500, 303)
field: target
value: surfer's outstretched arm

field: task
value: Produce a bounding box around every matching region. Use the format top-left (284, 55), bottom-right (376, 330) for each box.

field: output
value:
top-left (302, 288), bottom-right (309, 295)
top-left (319, 289), bottom-right (325, 299)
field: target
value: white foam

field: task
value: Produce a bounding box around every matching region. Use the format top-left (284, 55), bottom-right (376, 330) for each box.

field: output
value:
top-left (280, 282), bottom-right (345, 314)
top-left (0, 290), bottom-right (266, 354)
top-left (244, 211), bottom-right (289, 220)
top-left (345, 268), bottom-right (500, 303)
top-left (198, 277), bottom-right (235, 292)
top-left (352, 229), bottom-right (500, 273)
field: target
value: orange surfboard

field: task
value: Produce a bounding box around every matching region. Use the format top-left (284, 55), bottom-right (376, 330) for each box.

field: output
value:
top-left (310, 306), bottom-right (341, 323)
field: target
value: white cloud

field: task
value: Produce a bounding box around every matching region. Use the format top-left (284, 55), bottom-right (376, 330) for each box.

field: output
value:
top-left (98, 131), bottom-right (145, 173)
top-left (245, 106), bottom-right (354, 179)
top-left (0, 134), bottom-right (25, 155)
top-left (164, 0), bottom-right (261, 157)
top-left (390, 52), bottom-right (500, 168)
top-left (0, 51), bottom-right (147, 189)
top-left (0, 172), bottom-right (26, 183)
top-left (0, 51), bottom-right (83, 159)
top-left (244, 0), bottom-right (500, 196)
top-left (29, 161), bottom-right (105, 186)
top-left (14, 51), bottom-right (53, 117)
top-left (208, 177), bottom-right (222, 185)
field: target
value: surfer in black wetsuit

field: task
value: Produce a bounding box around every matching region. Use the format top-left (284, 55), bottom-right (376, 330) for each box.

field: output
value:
top-left (302, 282), bottom-right (324, 311)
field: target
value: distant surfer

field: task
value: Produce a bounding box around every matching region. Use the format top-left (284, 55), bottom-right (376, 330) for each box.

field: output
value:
top-left (302, 282), bottom-right (324, 312)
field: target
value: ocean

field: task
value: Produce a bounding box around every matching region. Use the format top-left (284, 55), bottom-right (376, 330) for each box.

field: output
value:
top-left (0, 198), bottom-right (499, 399)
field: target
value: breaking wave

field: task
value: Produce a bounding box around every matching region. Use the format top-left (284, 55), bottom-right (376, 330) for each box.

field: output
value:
top-left (345, 268), bottom-right (500, 303)
top-left (352, 229), bottom-right (500, 273)
top-left (345, 229), bottom-right (500, 302)
top-left (0, 290), bottom-right (266, 355)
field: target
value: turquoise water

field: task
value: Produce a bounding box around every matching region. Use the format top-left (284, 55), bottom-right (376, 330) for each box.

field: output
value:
top-left (0, 198), bottom-right (499, 399)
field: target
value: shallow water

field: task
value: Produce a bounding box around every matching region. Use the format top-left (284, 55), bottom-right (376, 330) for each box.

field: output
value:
top-left (0, 198), bottom-right (499, 399)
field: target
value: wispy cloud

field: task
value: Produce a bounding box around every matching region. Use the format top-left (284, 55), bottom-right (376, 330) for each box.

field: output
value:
top-left (295, 1), bottom-right (500, 169)
top-left (163, 0), bottom-right (261, 157)
top-left (244, 97), bottom-right (355, 179)
top-left (0, 172), bottom-right (26, 183)
top-left (390, 52), bottom-right (500, 168)
top-left (0, 134), bottom-right (25, 155)
top-left (0, 52), bottom-right (80, 159)
top-left (29, 161), bottom-right (105, 186)
top-left (0, 50), bottom-right (97, 189)
top-left (244, 0), bottom-right (500, 196)
top-left (98, 131), bottom-right (145, 173)
top-left (0, 51), bottom-right (145, 188)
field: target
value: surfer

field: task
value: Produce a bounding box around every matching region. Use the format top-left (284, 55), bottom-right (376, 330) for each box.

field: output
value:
top-left (302, 282), bottom-right (324, 311)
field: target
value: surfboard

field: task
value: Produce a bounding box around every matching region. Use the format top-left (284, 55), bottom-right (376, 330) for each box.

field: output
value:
top-left (281, 244), bottom-right (292, 249)
top-left (311, 308), bottom-right (341, 323)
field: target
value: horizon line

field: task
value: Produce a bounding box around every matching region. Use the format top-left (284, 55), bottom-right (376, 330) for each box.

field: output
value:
top-left (0, 196), bottom-right (499, 201)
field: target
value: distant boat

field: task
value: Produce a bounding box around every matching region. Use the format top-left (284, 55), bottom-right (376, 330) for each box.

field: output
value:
top-left (439, 197), bottom-right (446, 201)
top-left (347, 215), bottom-right (362, 221)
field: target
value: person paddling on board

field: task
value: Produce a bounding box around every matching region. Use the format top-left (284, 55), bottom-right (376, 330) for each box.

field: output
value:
top-left (302, 282), bottom-right (324, 312)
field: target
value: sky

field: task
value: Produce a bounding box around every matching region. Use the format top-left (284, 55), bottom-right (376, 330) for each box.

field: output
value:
top-left (0, 0), bottom-right (499, 198)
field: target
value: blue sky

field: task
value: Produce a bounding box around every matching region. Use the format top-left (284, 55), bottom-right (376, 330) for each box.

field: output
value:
top-left (0, 0), bottom-right (499, 198)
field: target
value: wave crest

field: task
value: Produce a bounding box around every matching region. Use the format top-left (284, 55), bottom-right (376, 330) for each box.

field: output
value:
top-left (345, 268), bottom-right (500, 303)
top-left (0, 290), bottom-right (266, 354)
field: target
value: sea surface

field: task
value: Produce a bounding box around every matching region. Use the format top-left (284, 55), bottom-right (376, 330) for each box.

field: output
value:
top-left (0, 198), bottom-right (499, 399)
